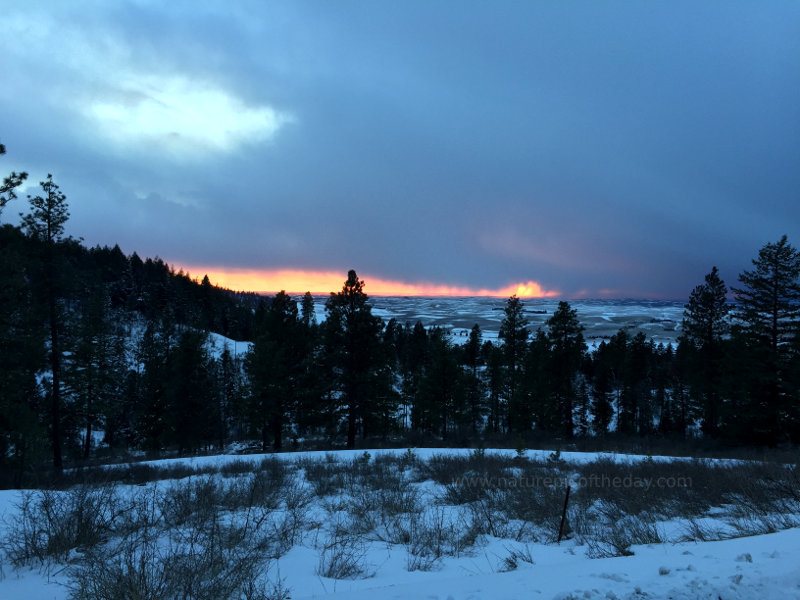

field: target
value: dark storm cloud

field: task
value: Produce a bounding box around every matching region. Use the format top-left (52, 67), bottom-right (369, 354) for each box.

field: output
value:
top-left (2, 1), bottom-right (798, 298)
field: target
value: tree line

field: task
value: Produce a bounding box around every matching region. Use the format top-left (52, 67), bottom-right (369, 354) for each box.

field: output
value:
top-left (2, 146), bottom-right (799, 486)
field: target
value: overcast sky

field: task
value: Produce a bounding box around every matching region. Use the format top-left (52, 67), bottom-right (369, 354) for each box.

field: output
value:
top-left (2, 1), bottom-right (799, 298)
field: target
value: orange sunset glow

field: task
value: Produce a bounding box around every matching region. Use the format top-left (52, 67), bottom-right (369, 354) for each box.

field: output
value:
top-left (177, 267), bottom-right (560, 298)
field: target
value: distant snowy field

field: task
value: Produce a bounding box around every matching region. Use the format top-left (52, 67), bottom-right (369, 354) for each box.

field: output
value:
top-left (306, 297), bottom-right (685, 348)
top-left (2, 447), bottom-right (798, 600)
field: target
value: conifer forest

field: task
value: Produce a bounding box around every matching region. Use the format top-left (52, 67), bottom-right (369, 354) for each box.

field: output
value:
top-left (2, 151), bottom-right (800, 488)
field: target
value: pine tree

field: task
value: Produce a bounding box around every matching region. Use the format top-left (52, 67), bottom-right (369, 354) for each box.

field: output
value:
top-left (67, 284), bottom-right (128, 459)
top-left (525, 329), bottom-right (554, 432)
top-left (417, 328), bottom-right (463, 438)
top-left (461, 324), bottom-right (485, 434)
top-left (246, 291), bottom-right (307, 451)
top-left (0, 142), bottom-right (28, 220)
top-left (682, 267), bottom-right (729, 347)
top-left (681, 266), bottom-right (729, 437)
top-left (734, 236), bottom-right (800, 353)
top-left (0, 225), bottom-right (46, 485)
top-left (21, 175), bottom-right (70, 470)
top-left (301, 291), bottom-right (316, 326)
top-left (167, 329), bottom-right (214, 454)
top-left (199, 274), bottom-right (216, 331)
top-left (402, 321), bottom-right (428, 432)
top-left (732, 235), bottom-right (800, 442)
top-left (213, 345), bottom-right (241, 447)
top-left (324, 270), bottom-right (390, 448)
top-left (499, 295), bottom-right (529, 432)
top-left (545, 301), bottom-right (586, 438)
top-left (135, 320), bottom-right (173, 451)
top-left (482, 341), bottom-right (504, 434)
top-left (623, 332), bottom-right (655, 436)
top-left (590, 341), bottom-right (614, 434)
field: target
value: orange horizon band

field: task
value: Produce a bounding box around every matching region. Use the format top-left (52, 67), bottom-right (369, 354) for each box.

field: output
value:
top-left (174, 266), bottom-right (561, 298)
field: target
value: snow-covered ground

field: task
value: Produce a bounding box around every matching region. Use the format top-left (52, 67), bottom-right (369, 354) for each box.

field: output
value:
top-left (1, 448), bottom-right (798, 600)
top-left (206, 330), bottom-right (253, 359)
top-left (276, 528), bottom-right (800, 600)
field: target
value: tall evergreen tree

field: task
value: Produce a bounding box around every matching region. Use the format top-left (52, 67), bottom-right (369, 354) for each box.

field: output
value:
top-left (482, 341), bottom-right (504, 434)
top-left (545, 301), bottom-right (586, 438)
top-left (526, 329), bottom-right (554, 432)
top-left (499, 295), bottom-right (529, 432)
top-left (682, 267), bottom-right (730, 346)
top-left (301, 291), bottom-right (317, 327)
top-left (0, 225), bottom-right (46, 485)
top-left (21, 175), bottom-right (70, 470)
top-left (461, 324), bottom-right (485, 434)
top-left (167, 329), bottom-right (214, 454)
top-left (401, 321), bottom-right (428, 432)
top-left (681, 266), bottom-right (729, 436)
top-left (734, 236), bottom-right (800, 353)
top-left (213, 345), bottom-right (241, 447)
top-left (324, 270), bottom-right (389, 448)
top-left (67, 284), bottom-right (128, 459)
top-left (246, 292), bottom-right (308, 450)
top-left (732, 235), bottom-right (800, 442)
top-left (623, 332), bottom-right (655, 436)
top-left (135, 319), bottom-right (174, 451)
top-left (590, 341), bottom-right (615, 434)
top-left (416, 328), bottom-right (463, 438)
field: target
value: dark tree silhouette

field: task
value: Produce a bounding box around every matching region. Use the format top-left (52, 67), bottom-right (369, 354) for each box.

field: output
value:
top-left (21, 175), bottom-right (70, 471)
top-left (499, 295), bottom-right (529, 432)
top-left (325, 270), bottom-right (388, 448)
top-left (0, 142), bottom-right (28, 220)
top-left (680, 266), bottom-right (729, 436)
top-left (545, 301), bottom-right (586, 438)
top-left (732, 236), bottom-right (800, 442)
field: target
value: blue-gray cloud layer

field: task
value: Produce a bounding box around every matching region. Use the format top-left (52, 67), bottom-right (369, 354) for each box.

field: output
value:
top-left (2, 1), bottom-right (798, 297)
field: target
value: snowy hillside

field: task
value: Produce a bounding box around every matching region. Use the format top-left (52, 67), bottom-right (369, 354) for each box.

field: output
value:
top-left (1, 448), bottom-right (798, 599)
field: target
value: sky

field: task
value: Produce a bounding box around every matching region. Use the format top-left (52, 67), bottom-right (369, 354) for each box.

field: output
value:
top-left (1, 1), bottom-right (799, 299)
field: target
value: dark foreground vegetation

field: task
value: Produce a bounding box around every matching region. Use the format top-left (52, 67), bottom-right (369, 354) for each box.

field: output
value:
top-left (2, 144), bottom-right (800, 488)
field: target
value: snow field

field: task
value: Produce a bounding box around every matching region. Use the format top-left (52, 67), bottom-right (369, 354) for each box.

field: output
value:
top-left (1, 448), bottom-right (798, 599)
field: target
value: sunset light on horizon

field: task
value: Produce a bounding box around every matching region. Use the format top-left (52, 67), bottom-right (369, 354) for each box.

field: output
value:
top-left (176, 266), bottom-right (561, 298)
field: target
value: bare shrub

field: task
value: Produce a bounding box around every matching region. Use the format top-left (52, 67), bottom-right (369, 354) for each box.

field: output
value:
top-left (2, 485), bottom-right (121, 567)
top-left (378, 514), bottom-right (414, 545)
top-left (263, 575), bottom-right (292, 600)
top-left (218, 458), bottom-right (259, 478)
top-left (160, 476), bottom-right (222, 528)
top-left (118, 462), bottom-right (199, 485)
top-left (317, 531), bottom-right (371, 580)
top-left (377, 484), bottom-right (420, 517)
top-left (678, 518), bottom-right (728, 542)
top-left (503, 479), bottom-right (566, 529)
top-left (252, 482), bottom-right (314, 559)
top-left (585, 514), bottom-right (664, 559)
top-left (345, 486), bottom-right (381, 534)
top-left (70, 511), bottom-right (273, 600)
top-left (498, 544), bottom-right (535, 572)
top-left (725, 513), bottom-right (800, 538)
top-left (465, 489), bottom-right (512, 538)
top-left (223, 469), bottom-right (285, 511)
top-left (424, 451), bottom-right (515, 486)
top-left (440, 478), bottom-right (492, 505)
top-left (301, 457), bottom-right (347, 497)
top-left (575, 456), bottom-right (700, 518)
top-left (403, 506), bottom-right (474, 571)
top-left (69, 521), bottom-right (171, 600)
